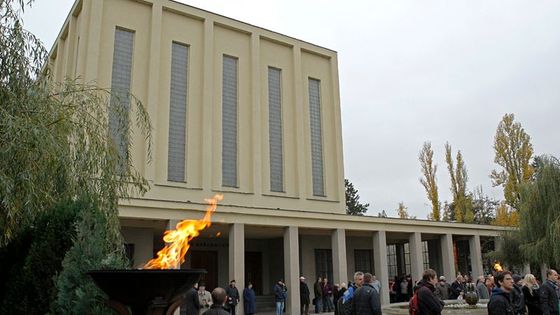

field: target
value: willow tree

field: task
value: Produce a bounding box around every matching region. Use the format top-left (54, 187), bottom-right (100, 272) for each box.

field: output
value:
top-left (419, 142), bottom-right (441, 221)
top-left (0, 0), bottom-right (151, 245)
top-left (1, 1), bottom-right (152, 311)
top-left (445, 143), bottom-right (474, 223)
top-left (517, 156), bottom-right (560, 267)
top-left (491, 113), bottom-right (534, 210)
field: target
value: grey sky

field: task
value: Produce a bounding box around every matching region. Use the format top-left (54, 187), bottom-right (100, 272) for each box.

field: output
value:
top-left (24, 0), bottom-right (560, 218)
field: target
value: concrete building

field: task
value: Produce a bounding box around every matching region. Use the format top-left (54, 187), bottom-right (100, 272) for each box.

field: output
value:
top-left (49, 0), bottom-right (505, 312)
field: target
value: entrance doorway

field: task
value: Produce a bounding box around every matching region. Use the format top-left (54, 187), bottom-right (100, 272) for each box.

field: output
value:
top-left (245, 251), bottom-right (263, 295)
top-left (190, 250), bottom-right (218, 290)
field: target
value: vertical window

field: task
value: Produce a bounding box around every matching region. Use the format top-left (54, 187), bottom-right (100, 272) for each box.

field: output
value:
top-left (422, 241), bottom-right (430, 270)
top-left (404, 243), bottom-right (411, 275)
top-left (314, 249), bottom-right (333, 282)
top-left (308, 78), bottom-right (324, 196)
top-left (109, 28), bottom-right (134, 169)
top-left (387, 245), bottom-right (398, 280)
top-left (354, 249), bottom-right (373, 274)
top-left (167, 42), bottom-right (189, 182)
top-left (268, 67), bottom-right (283, 192)
top-left (222, 56), bottom-right (238, 187)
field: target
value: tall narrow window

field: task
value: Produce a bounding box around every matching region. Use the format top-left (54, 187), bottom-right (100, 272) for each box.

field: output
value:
top-left (109, 28), bottom-right (134, 169)
top-left (354, 249), bottom-right (374, 274)
top-left (167, 42), bottom-right (189, 182)
top-left (268, 67), bottom-right (283, 192)
top-left (314, 249), bottom-right (333, 281)
top-left (222, 55), bottom-right (238, 187)
top-left (308, 78), bottom-right (324, 196)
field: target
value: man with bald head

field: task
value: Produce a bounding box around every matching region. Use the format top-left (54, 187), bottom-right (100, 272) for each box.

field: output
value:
top-left (202, 288), bottom-right (230, 315)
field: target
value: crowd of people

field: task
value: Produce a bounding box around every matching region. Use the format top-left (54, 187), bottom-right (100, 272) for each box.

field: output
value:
top-left (181, 267), bottom-right (559, 315)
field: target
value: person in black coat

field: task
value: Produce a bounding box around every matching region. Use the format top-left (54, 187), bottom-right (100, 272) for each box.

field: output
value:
top-left (522, 274), bottom-right (542, 315)
top-left (203, 288), bottom-right (231, 315)
top-left (540, 269), bottom-right (559, 315)
top-left (511, 274), bottom-right (527, 315)
top-left (182, 283), bottom-right (201, 315)
top-left (416, 269), bottom-right (445, 315)
top-left (243, 282), bottom-right (256, 315)
top-left (351, 273), bottom-right (381, 315)
top-left (488, 271), bottom-right (515, 315)
top-left (300, 276), bottom-right (311, 315)
top-left (226, 280), bottom-right (240, 315)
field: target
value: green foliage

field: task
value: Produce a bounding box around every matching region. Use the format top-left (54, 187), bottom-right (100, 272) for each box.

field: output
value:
top-left (52, 197), bottom-right (129, 315)
top-left (517, 155), bottom-right (560, 266)
top-left (419, 142), bottom-right (441, 221)
top-left (0, 0), bottom-right (152, 246)
top-left (490, 113), bottom-right (534, 209)
top-left (345, 179), bottom-right (369, 215)
top-left (0, 200), bottom-right (80, 314)
top-left (471, 186), bottom-right (498, 225)
top-left (486, 231), bottom-right (525, 268)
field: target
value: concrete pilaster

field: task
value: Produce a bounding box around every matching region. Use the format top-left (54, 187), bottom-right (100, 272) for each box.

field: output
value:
top-left (469, 235), bottom-right (483, 277)
top-left (229, 224), bottom-right (245, 314)
top-left (541, 264), bottom-right (549, 283)
top-left (284, 226), bottom-right (300, 315)
top-left (440, 234), bottom-right (456, 281)
top-left (409, 232), bottom-right (424, 283)
top-left (523, 263), bottom-right (531, 275)
top-left (145, 0), bottom-right (162, 181)
top-left (373, 231), bottom-right (390, 306)
top-left (332, 228), bottom-right (347, 285)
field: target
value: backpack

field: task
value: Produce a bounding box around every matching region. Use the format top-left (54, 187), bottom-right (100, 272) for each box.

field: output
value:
top-left (409, 290), bottom-right (419, 315)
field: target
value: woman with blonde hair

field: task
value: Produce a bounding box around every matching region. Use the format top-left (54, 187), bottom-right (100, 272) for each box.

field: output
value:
top-left (521, 274), bottom-right (542, 315)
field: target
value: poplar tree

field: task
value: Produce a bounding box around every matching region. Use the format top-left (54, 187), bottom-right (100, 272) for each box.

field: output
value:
top-left (419, 142), bottom-right (441, 221)
top-left (444, 143), bottom-right (474, 223)
top-left (491, 113), bottom-right (534, 210)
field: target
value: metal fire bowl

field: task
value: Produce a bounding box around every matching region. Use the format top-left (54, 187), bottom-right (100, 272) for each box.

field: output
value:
top-left (88, 269), bottom-right (206, 314)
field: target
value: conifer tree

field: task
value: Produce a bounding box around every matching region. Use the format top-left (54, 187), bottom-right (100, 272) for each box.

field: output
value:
top-left (345, 179), bottom-right (369, 215)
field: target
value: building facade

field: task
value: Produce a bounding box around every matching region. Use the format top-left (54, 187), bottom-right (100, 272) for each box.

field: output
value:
top-left (49, 0), bottom-right (504, 312)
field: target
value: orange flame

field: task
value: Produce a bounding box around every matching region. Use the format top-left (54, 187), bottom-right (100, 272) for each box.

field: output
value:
top-left (144, 194), bottom-right (224, 269)
top-left (493, 262), bottom-right (503, 272)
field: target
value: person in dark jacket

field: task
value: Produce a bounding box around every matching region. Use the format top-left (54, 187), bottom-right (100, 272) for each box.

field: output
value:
top-left (274, 279), bottom-right (288, 315)
top-left (540, 269), bottom-right (559, 315)
top-left (226, 280), bottom-right (240, 315)
top-left (350, 273), bottom-right (381, 315)
top-left (243, 282), bottom-right (256, 315)
top-left (450, 275), bottom-right (465, 299)
top-left (511, 274), bottom-right (527, 315)
top-left (314, 277), bottom-right (323, 313)
top-left (416, 269), bottom-right (445, 315)
top-left (203, 288), bottom-right (231, 315)
top-left (488, 271), bottom-right (515, 315)
top-left (182, 283), bottom-right (201, 315)
top-left (300, 276), bottom-right (311, 315)
top-left (522, 274), bottom-right (542, 315)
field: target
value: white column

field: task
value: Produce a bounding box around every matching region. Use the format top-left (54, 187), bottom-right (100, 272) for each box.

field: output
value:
top-left (409, 232), bottom-right (424, 283)
top-left (145, 0), bottom-right (162, 181)
top-left (332, 229), bottom-right (347, 285)
top-left (440, 234), bottom-right (456, 281)
top-left (469, 235), bottom-right (483, 277)
top-left (523, 263), bottom-right (531, 275)
top-left (284, 226), bottom-right (300, 315)
top-left (541, 264), bottom-right (549, 284)
top-left (373, 231), bottom-right (390, 306)
top-left (229, 224), bottom-right (245, 315)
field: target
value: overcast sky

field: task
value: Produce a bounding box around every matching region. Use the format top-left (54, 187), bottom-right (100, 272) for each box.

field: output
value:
top-left (23, 0), bottom-right (560, 218)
